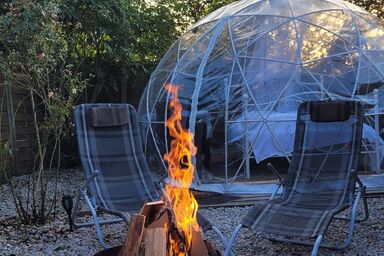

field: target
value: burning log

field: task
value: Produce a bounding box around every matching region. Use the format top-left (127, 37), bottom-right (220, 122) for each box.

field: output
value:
top-left (190, 228), bottom-right (209, 256)
top-left (116, 202), bottom-right (220, 256)
top-left (99, 84), bottom-right (221, 256)
top-left (163, 84), bottom-right (200, 255)
top-left (140, 200), bottom-right (166, 226)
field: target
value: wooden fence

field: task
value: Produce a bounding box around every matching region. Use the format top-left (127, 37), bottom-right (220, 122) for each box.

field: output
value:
top-left (0, 78), bottom-right (145, 183)
top-left (0, 84), bottom-right (37, 182)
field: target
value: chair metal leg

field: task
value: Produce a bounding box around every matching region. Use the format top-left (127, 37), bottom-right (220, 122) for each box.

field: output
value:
top-left (71, 189), bottom-right (82, 229)
top-left (355, 178), bottom-right (369, 222)
top-left (330, 190), bottom-right (361, 250)
top-left (224, 224), bottom-right (243, 256)
top-left (269, 184), bottom-right (282, 200)
top-left (311, 235), bottom-right (323, 256)
top-left (344, 190), bottom-right (361, 248)
top-left (212, 226), bottom-right (228, 246)
top-left (211, 226), bottom-right (234, 256)
top-left (360, 186), bottom-right (369, 222)
top-left (82, 191), bottom-right (109, 249)
top-left (334, 188), bottom-right (369, 223)
top-left (72, 189), bottom-right (124, 229)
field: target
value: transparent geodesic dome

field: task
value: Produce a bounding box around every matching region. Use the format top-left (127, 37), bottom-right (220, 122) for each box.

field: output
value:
top-left (138, 0), bottom-right (384, 194)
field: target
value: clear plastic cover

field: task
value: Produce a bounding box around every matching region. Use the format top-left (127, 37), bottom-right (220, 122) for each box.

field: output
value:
top-left (138, 0), bottom-right (384, 194)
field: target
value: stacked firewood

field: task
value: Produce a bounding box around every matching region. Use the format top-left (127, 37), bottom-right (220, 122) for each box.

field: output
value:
top-left (118, 201), bottom-right (220, 256)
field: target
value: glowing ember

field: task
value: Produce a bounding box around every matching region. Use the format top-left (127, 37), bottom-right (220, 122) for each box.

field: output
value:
top-left (163, 84), bottom-right (199, 256)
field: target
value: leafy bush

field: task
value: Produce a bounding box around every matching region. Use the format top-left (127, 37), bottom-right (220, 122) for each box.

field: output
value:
top-left (0, 0), bottom-right (381, 226)
top-left (0, 0), bottom-right (86, 224)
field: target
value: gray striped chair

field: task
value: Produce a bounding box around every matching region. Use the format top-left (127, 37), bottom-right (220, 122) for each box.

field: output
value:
top-left (224, 101), bottom-right (369, 256)
top-left (73, 104), bottom-right (227, 249)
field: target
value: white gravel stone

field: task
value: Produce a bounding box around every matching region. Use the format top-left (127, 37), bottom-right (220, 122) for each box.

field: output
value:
top-left (1, 169), bottom-right (384, 255)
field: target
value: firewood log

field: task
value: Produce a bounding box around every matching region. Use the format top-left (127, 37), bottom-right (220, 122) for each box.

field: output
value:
top-left (119, 214), bottom-right (146, 256)
top-left (190, 228), bottom-right (209, 256)
top-left (140, 200), bottom-right (164, 225)
top-left (144, 228), bottom-right (167, 256)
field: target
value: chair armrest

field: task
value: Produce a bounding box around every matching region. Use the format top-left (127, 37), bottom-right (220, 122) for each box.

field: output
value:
top-left (351, 169), bottom-right (366, 192)
top-left (356, 175), bottom-right (366, 191)
top-left (82, 171), bottom-right (100, 189)
top-left (154, 181), bottom-right (163, 190)
top-left (158, 187), bottom-right (172, 208)
top-left (267, 163), bottom-right (284, 185)
top-left (157, 173), bottom-right (168, 187)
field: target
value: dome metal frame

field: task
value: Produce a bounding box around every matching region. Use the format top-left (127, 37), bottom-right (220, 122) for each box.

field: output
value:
top-left (139, 0), bottom-right (384, 195)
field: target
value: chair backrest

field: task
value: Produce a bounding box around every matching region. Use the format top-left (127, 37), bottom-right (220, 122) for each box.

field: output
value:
top-left (74, 104), bottom-right (159, 212)
top-left (282, 101), bottom-right (363, 210)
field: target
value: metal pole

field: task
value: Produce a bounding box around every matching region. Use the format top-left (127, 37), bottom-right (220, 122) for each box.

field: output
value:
top-left (224, 79), bottom-right (229, 182)
top-left (374, 89), bottom-right (380, 172)
top-left (242, 94), bottom-right (250, 179)
top-left (320, 75), bottom-right (326, 100)
top-left (189, 17), bottom-right (228, 185)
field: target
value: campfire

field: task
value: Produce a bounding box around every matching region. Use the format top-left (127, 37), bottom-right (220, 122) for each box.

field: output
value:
top-left (116, 84), bottom-right (219, 256)
top-left (163, 84), bottom-right (199, 255)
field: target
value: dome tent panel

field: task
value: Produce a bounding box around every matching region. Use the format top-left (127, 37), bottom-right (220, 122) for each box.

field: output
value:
top-left (297, 13), bottom-right (358, 60)
top-left (153, 40), bottom-right (181, 75)
top-left (179, 21), bottom-right (220, 55)
top-left (230, 16), bottom-right (295, 56)
top-left (238, 20), bottom-right (300, 63)
top-left (139, 0), bottom-right (384, 195)
top-left (237, 0), bottom-right (293, 17)
top-left (288, 0), bottom-right (343, 16)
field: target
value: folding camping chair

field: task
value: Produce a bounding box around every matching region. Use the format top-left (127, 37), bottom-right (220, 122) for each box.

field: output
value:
top-left (224, 101), bottom-right (369, 256)
top-left (72, 103), bottom-right (227, 249)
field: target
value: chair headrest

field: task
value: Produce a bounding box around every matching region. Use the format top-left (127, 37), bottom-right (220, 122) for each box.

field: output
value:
top-left (89, 107), bottom-right (129, 127)
top-left (310, 101), bottom-right (350, 122)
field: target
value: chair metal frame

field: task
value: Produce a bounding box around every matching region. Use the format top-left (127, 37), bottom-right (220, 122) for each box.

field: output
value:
top-left (224, 166), bottom-right (369, 256)
top-left (224, 100), bottom-right (370, 256)
top-left (72, 104), bottom-right (230, 251)
top-left (72, 171), bottom-right (230, 250)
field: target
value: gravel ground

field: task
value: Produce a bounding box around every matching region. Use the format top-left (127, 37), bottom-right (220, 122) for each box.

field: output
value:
top-left (1, 169), bottom-right (384, 256)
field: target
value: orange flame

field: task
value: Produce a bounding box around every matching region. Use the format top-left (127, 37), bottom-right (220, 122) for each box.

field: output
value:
top-left (163, 84), bottom-right (199, 256)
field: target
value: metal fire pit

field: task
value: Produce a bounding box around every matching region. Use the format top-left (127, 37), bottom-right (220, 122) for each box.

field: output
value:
top-left (94, 246), bottom-right (122, 256)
